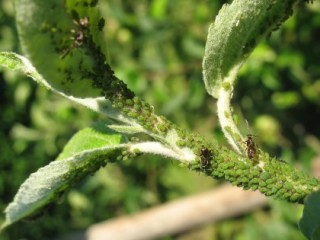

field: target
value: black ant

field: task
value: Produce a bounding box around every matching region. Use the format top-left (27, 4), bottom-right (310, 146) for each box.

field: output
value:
top-left (244, 134), bottom-right (257, 160)
top-left (200, 146), bottom-right (212, 171)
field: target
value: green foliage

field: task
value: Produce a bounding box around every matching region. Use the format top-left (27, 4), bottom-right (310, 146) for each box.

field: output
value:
top-left (1, 0), bottom-right (320, 239)
top-left (203, 0), bottom-right (303, 99)
top-left (15, 0), bottom-right (103, 97)
top-left (202, 0), bottom-right (310, 155)
top-left (56, 121), bottom-right (125, 160)
top-left (299, 191), bottom-right (320, 239)
top-left (2, 122), bottom-right (125, 229)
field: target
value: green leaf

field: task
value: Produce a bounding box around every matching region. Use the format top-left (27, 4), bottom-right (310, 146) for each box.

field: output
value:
top-left (15, 0), bottom-right (106, 97)
top-left (202, 0), bottom-right (301, 98)
top-left (298, 191), bottom-right (320, 240)
top-left (0, 52), bottom-right (25, 70)
top-left (1, 123), bottom-right (126, 230)
top-left (0, 52), bottom-right (50, 88)
top-left (57, 121), bottom-right (125, 160)
top-left (0, 52), bottom-right (134, 125)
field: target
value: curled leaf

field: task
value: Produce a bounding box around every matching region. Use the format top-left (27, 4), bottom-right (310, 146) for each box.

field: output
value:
top-left (202, 0), bottom-right (301, 98)
top-left (0, 52), bottom-right (134, 124)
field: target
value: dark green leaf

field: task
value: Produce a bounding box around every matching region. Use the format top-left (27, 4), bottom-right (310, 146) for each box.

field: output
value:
top-left (299, 191), bottom-right (320, 240)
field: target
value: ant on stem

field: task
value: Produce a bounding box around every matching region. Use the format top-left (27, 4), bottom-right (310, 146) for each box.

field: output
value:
top-left (200, 146), bottom-right (212, 171)
top-left (244, 134), bottom-right (257, 160)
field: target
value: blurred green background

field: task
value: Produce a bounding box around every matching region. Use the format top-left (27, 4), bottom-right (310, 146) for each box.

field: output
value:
top-left (1, 0), bottom-right (320, 239)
